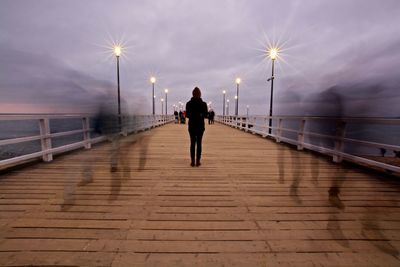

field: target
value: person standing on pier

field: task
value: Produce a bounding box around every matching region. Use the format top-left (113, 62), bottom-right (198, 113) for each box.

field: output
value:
top-left (186, 87), bottom-right (208, 167)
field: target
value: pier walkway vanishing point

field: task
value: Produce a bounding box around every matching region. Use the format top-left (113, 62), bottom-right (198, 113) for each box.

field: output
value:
top-left (0, 122), bottom-right (400, 266)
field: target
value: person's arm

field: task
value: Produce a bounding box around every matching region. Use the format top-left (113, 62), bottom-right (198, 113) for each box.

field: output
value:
top-left (202, 102), bottom-right (208, 118)
top-left (185, 102), bottom-right (191, 119)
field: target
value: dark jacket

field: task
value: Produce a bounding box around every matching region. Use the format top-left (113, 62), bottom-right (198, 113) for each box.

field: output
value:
top-left (186, 97), bottom-right (208, 133)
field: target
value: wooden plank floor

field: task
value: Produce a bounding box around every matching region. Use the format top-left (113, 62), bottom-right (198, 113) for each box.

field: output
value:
top-left (0, 122), bottom-right (400, 266)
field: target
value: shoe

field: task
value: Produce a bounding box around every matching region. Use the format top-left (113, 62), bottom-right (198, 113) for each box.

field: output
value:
top-left (191, 160), bottom-right (195, 167)
top-left (196, 160), bottom-right (201, 167)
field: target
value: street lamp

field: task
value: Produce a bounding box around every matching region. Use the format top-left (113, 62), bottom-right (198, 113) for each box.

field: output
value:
top-left (235, 78), bottom-right (241, 116)
top-left (150, 76), bottom-right (156, 115)
top-left (222, 90), bottom-right (226, 116)
top-left (246, 105), bottom-right (249, 118)
top-left (226, 99), bottom-right (230, 115)
top-left (234, 95), bottom-right (238, 115)
top-left (113, 45), bottom-right (122, 130)
top-left (267, 47), bottom-right (279, 135)
top-left (164, 89), bottom-right (169, 115)
top-left (161, 98), bottom-right (164, 115)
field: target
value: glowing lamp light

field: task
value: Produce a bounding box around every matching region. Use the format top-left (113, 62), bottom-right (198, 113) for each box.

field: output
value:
top-left (235, 78), bottom-right (241, 84)
top-left (269, 47), bottom-right (279, 60)
top-left (165, 89), bottom-right (169, 93)
top-left (150, 76), bottom-right (156, 84)
top-left (234, 95), bottom-right (238, 99)
top-left (161, 98), bottom-right (164, 102)
top-left (223, 90), bottom-right (226, 94)
top-left (113, 45), bottom-right (122, 57)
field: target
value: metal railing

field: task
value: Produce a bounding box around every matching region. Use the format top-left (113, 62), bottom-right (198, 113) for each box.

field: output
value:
top-left (0, 114), bottom-right (174, 168)
top-left (217, 115), bottom-right (400, 174)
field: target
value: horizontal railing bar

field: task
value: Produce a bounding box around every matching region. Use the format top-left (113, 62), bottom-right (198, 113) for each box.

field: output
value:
top-left (230, 118), bottom-right (400, 152)
top-left (0, 135), bottom-right (42, 146)
top-left (0, 129), bottom-right (91, 147)
top-left (0, 137), bottom-right (104, 166)
top-left (230, 115), bottom-right (400, 124)
top-left (217, 115), bottom-right (400, 174)
top-left (0, 114), bottom-right (94, 121)
top-left (0, 115), bottom-right (174, 168)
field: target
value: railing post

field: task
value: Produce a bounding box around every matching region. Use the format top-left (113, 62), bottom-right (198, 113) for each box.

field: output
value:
top-left (82, 117), bottom-right (91, 149)
top-left (245, 116), bottom-right (249, 132)
top-left (262, 117), bottom-right (268, 137)
top-left (39, 118), bottom-right (53, 162)
top-left (297, 119), bottom-right (306, 150)
top-left (333, 120), bottom-right (347, 163)
top-left (276, 118), bottom-right (283, 143)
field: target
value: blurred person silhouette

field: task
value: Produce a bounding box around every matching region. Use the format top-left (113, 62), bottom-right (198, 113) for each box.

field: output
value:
top-left (289, 149), bottom-right (303, 204)
top-left (208, 109), bottom-right (215, 124)
top-left (186, 87), bottom-right (208, 167)
top-left (181, 110), bottom-right (187, 124)
top-left (306, 86), bottom-right (348, 208)
top-left (178, 110), bottom-right (183, 124)
top-left (93, 92), bottom-right (135, 202)
top-left (174, 110), bottom-right (179, 123)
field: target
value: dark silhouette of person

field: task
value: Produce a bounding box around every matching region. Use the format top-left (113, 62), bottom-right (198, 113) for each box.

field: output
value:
top-left (208, 110), bottom-right (215, 124)
top-left (186, 87), bottom-right (208, 167)
top-left (174, 110), bottom-right (179, 123)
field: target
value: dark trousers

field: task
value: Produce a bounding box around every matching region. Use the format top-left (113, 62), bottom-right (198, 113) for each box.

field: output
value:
top-left (189, 131), bottom-right (204, 161)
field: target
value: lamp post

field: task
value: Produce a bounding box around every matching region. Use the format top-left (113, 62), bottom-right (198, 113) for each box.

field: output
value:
top-left (161, 98), bottom-right (164, 115)
top-left (150, 76), bottom-right (156, 115)
top-left (226, 99), bottom-right (230, 115)
top-left (234, 95), bottom-right (238, 116)
top-left (235, 78), bottom-right (241, 116)
top-left (164, 89), bottom-right (168, 115)
top-left (113, 45), bottom-right (122, 129)
top-left (222, 90), bottom-right (226, 116)
top-left (246, 105), bottom-right (249, 118)
top-left (267, 47), bottom-right (279, 135)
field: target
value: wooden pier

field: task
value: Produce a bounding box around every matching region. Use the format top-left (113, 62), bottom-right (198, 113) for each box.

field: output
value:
top-left (0, 123), bottom-right (399, 266)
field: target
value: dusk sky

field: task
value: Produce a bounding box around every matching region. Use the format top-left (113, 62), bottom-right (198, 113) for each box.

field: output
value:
top-left (1, 0), bottom-right (400, 116)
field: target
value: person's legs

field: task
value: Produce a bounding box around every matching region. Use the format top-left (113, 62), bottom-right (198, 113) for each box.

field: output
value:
top-left (196, 131), bottom-right (204, 166)
top-left (189, 132), bottom-right (196, 166)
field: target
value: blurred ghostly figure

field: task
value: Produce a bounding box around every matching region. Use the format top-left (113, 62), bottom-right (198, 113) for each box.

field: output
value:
top-left (307, 87), bottom-right (352, 248)
top-left (306, 86), bottom-right (347, 209)
top-left (94, 92), bottom-right (122, 171)
top-left (61, 177), bottom-right (76, 211)
top-left (289, 149), bottom-right (303, 204)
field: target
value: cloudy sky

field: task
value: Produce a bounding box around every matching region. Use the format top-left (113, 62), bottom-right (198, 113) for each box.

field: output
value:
top-left (1, 0), bottom-right (399, 116)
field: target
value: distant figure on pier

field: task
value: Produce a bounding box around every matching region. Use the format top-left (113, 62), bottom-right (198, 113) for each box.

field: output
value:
top-left (209, 110), bottom-right (215, 124)
top-left (178, 110), bottom-right (183, 123)
top-left (180, 110), bottom-right (186, 124)
top-left (186, 87), bottom-right (208, 167)
top-left (174, 110), bottom-right (179, 123)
